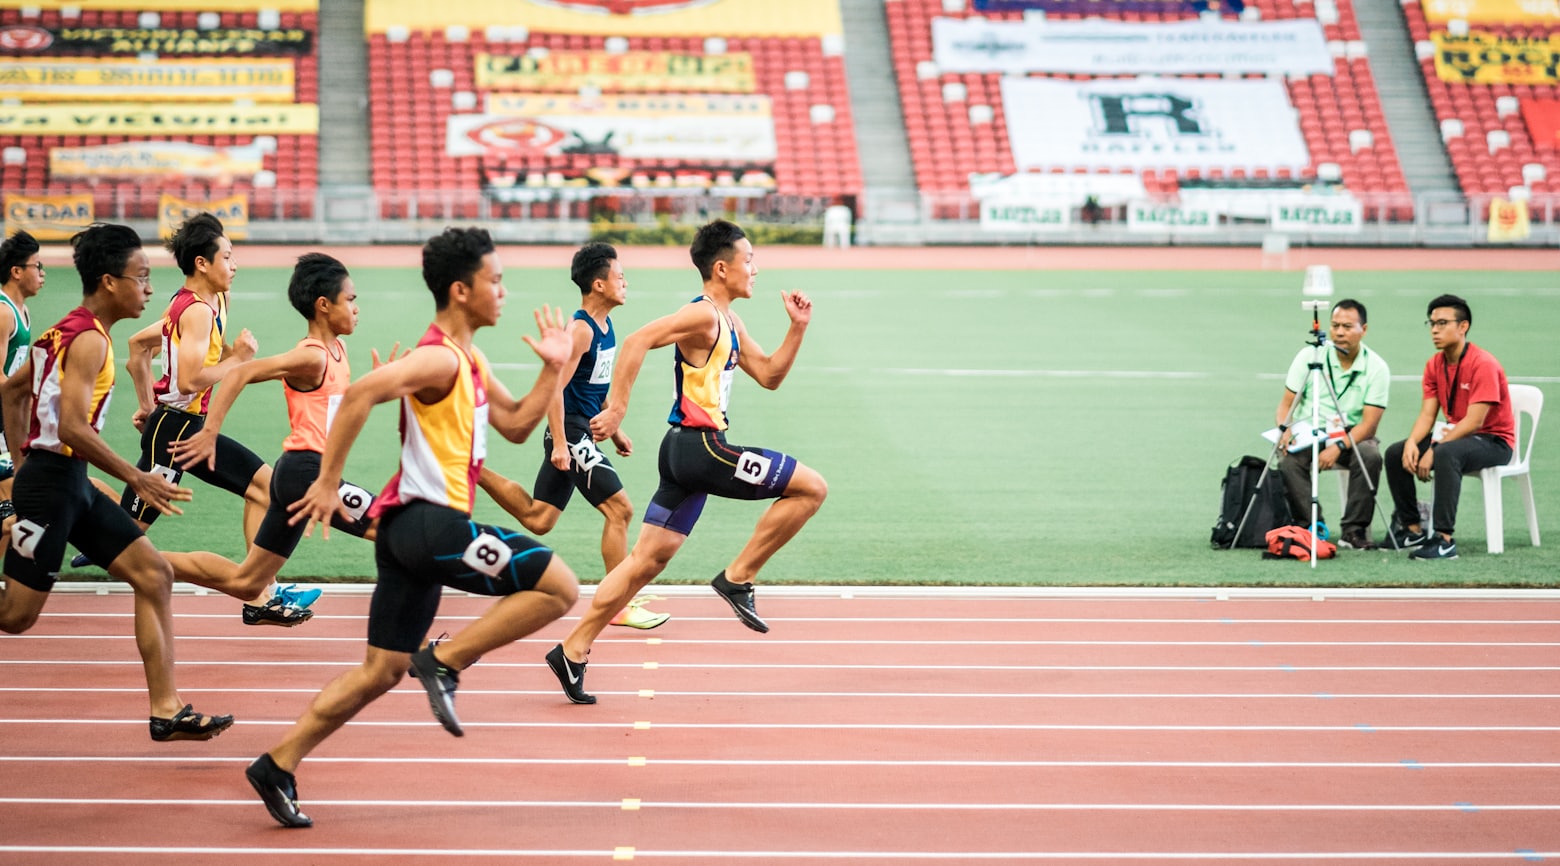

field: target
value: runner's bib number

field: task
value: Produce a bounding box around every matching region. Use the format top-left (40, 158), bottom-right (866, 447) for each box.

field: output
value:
top-left (10, 518), bottom-right (44, 560)
top-left (735, 451), bottom-right (772, 486)
top-left (337, 481), bottom-right (372, 523)
top-left (570, 434), bottom-right (605, 472)
top-left (461, 531), bottom-right (508, 577)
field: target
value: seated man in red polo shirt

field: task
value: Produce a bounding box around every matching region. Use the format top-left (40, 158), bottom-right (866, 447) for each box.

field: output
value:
top-left (1383, 294), bottom-right (1515, 560)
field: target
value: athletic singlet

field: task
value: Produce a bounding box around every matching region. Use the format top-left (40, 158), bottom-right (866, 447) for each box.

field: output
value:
top-left (369, 324), bottom-right (489, 517)
top-left (280, 337), bottom-right (350, 453)
top-left (154, 287), bottom-right (228, 414)
top-left (25, 306), bottom-right (114, 458)
top-left (667, 296), bottom-right (738, 431)
top-left (1, 292), bottom-right (30, 377)
top-left (562, 310), bottom-right (614, 418)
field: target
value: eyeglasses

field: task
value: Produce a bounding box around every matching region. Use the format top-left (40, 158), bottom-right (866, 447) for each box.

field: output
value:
top-left (115, 273), bottom-right (152, 287)
top-left (19, 263), bottom-right (43, 271)
top-left (1425, 318), bottom-right (1462, 330)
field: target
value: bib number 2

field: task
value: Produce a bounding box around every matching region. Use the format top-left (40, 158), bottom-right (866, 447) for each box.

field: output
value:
top-left (461, 532), bottom-right (509, 578)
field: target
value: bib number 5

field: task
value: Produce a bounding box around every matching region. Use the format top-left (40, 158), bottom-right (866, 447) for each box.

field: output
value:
top-left (461, 532), bottom-right (509, 578)
top-left (734, 451), bottom-right (773, 486)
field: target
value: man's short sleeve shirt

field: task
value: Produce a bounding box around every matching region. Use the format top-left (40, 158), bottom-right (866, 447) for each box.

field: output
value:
top-left (1285, 343), bottom-right (1390, 428)
top-left (1421, 342), bottom-right (1514, 447)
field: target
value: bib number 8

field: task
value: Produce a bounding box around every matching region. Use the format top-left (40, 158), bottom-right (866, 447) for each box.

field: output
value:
top-left (461, 532), bottom-right (509, 578)
top-left (734, 451), bottom-right (772, 486)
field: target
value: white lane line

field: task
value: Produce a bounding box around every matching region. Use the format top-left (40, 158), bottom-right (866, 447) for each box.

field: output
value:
top-left (7, 689), bottom-right (1558, 700)
top-left (3, 846), bottom-right (1545, 861)
top-left (1, 718), bottom-right (1556, 733)
top-left (4, 659), bottom-right (1556, 671)
top-left (15, 634), bottom-right (1560, 648)
top-left (4, 797), bottom-right (1558, 812)
top-left (5, 755), bottom-right (1560, 768)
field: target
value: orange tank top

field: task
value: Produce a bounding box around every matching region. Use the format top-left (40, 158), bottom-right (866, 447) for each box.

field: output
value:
top-left (280, 337), bottom-right (350, 453)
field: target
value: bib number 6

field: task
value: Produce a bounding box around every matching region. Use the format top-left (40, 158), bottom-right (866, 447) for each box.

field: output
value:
top-left (461, 532), bottom-right (509, 578)
top-left (336, 482), bottom-right (373, 523)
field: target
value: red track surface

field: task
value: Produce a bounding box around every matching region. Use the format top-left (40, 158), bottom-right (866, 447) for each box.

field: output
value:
top-left (2, 588), bottom-right (1559, 863)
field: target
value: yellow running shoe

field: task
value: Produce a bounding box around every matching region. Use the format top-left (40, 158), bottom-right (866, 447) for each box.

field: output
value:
top-left (610, 597), bottom-right (670, 629)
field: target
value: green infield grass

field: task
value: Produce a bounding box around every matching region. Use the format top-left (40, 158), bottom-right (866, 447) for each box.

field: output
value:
top-left (28, 259), bottom-right (1557, 588)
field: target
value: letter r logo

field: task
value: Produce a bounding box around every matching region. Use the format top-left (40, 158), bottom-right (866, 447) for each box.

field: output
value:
top-left (1091, 93), bottom-right (1204, 136)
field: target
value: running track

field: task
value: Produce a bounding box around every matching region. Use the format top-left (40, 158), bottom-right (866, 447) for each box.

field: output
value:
top-left (2, 585), bottom-right (1559, 864)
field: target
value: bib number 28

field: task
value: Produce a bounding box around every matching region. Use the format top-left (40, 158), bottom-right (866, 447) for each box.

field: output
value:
top-left (461, 532), bottom-right (510, 578)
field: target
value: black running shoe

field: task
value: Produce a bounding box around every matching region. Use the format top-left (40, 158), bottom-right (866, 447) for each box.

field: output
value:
top-left (1409, 537), bottom-right (1459, 560)
top-left (407, 644), bottom-right (463, 736)
top-left (711, 571), bottom-right (769, 633)
top-left (242, 596), bottom-right (314, 627)
top-left (246, 753), bottom-right (313, 828)
top-left (545, 643), bottom-right (596, 704)
top-left (1387, 525), bottom-right (1431, 549)
top-left (69, 552), bottom-right (95, 569)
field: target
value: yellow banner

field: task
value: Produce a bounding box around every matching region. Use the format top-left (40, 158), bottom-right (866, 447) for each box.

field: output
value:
top-left (1432, 31), bottom-right (1560, 83)
top-left (3, 0), bottom-right (316, 10)
top-left (1487, 197), bottom-right (1531, 242)
top-left (51, 142), bottom-right (263, 181)
top-left (159, 194), bottom-right (250, 241)
top-left (1424, 0), bottom-right (1560, 24)
top-left (0, 103), bottom-right (318, 136)
top-left (476, 51), bottom-right (755, 92)
top-left (4, 193), bottom-right (94, 242)
top-left (366, 0), bottom-right (841, 38)
top-left (0, 58), bottom-right (296, 103)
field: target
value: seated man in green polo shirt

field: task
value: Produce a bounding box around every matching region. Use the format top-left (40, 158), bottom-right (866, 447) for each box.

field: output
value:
top-left (1272, 298), bottom-right (1391, 551)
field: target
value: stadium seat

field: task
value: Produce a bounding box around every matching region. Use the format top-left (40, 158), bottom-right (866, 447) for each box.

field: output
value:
top-left (1469, 384), bottom-right (1543, 554)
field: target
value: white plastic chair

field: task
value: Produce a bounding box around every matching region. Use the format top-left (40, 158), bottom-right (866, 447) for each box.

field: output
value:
top-left (1473, 384), bottom-right (1543, 554)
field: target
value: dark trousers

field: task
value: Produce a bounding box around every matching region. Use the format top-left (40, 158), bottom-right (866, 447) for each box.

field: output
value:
top-left (1277, 437), bottom-right (1383, 534)
top-left (1384, 434), bottom-right (1512, 536)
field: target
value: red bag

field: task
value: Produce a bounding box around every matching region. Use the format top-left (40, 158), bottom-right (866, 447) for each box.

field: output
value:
top-left (1264, 526), bottom-right (1337, 561)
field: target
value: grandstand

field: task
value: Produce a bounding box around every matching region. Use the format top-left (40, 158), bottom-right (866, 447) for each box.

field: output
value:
top-left (0, 0), bottom-right (1555, 244)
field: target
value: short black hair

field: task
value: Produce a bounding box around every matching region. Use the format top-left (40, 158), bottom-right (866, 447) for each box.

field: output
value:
top-left (71, 223), bottom-right (143, 296)
top-left (288, 252), bottom-right (350, 319)
top-left (165, 212), bottom-right (225, 276)
top-left (1427, 293), bottom-right (1472, 328)
top-left (689, 219), bottom-right (746, 281)
top-left (1, 230), bottom-right (40, 280)
top-left (1333, 298), bottom-right (1367, 325)
top-left (571, 242), bottom-right (617, 295)
top-left (421, 226), bottom-right (494, 310)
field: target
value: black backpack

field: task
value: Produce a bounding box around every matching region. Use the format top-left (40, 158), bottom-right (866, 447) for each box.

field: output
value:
top-left (1211, 455), bottom-right (1292, 549)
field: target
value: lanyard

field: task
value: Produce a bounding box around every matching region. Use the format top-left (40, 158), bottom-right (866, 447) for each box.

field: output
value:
top-left (1443, 345), bottom-right (1466, 419)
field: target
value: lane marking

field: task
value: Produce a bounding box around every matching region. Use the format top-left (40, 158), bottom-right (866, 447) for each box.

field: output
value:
top-left (5, 756), bottom-right (1560, 769)
top-left (3, 846), bottom-right (1558, 860)
top-left (7, 689), bottom-right (1560, 701)
top-left (7, 660), bottom-right (1558, 672)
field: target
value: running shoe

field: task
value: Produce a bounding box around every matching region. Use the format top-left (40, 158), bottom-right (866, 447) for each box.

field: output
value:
top-left (69, 552), bottom-right (95, 569)
top-left (407, 644), bottom-right (463, 736)
top-left (711, 571), bottom-right (769, 633)
top-left (610, 597), bottom-right (670, 630)
top-left (242, 596), bottom-right (314, 627)
top-left (545, 643), bottom-right (596, 704)
top-left (273, 584), bottom-right (322, 610)
top-left (246, 753), bottom-right (313, 828)
top-left (1387, 525), bottom-right (1431, 549)
top-left (1409, 537), bottom-right (1459, 560)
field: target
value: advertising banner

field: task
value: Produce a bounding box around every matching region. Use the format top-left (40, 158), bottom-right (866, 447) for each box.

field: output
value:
top-left (366, 0), bottom-right (842, 38)
top-left (476, 51), bottom-right (755, 93)
top-left (0, 26), bottom-right (313, 56)
top-left (158, 193), bottom-right (250, 240)
top-left (1487, 197), bottom-right (1531, 241)
top-left (1432, 31), bottom-right (1560, 84)
top-left (4, 193), bottom-right (94, 241)
top-left (1269, 196), bottom-right (1363, 234)
top-left (1423, 0), bottom-right (1560, 25)
top-left (450, 94), bottom-right (775, 162)
top-left (1000, 77), bottom-right (1309, 172)
top-left (0, 58), bottom-right (296, 103)
top-left (17, 0), bottom-right (314, 10)
top-left (0, 103), bottom-right (319, 135)
top-left (1520, 97), bottom-right (1560, 148)
top-left (1126, 201), bottom-right (1220, 232)
top-left (50, 141), bottom-right (263, 182)
top-left (979, 198), bottom-right (1072, 232)
top-left (933, 17), bottom-right (1332, 77)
